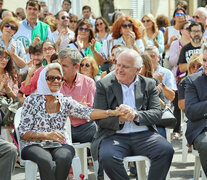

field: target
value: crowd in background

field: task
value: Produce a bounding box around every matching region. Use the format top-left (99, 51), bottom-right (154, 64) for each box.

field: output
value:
top-left (0, 0), bottom-right (207, 180)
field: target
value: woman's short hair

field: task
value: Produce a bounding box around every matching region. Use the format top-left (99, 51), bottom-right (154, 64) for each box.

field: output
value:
top-left (46, 63), bottom-right (63, 77)
top-left (141, 14), bottom-right (158, 34)
top-left (156, 14), bottom-right (170, 28)
top-left (95, 17), bottom-right (110, 33)
top-left (187, 53), bottom-right (203, 74)
top-left (0, 16), bottom-right (19, 33)
top-left (43, 15), bottom-right (57, 32)
top-left (111, 16), bottom-right (142, 40)
top-left (74, 19), bottom-right (95, 43)
top-left (79, 55), bottom-right (99, 78)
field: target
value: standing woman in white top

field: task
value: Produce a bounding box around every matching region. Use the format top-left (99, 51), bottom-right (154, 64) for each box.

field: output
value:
top-left (141, 14), bottom-right (164, 56)
top-left (164, 8), bottom-right (186, 69)
top-left (0, 16), bottom-right (26, 72)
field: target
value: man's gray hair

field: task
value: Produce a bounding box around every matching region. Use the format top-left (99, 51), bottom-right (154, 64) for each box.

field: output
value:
top-left (145, 45), bottom-right (160, 57)
top-left (59, 48), bottom-right (81, 65)
top-left (46, 63), bottom-right (63, 77)
top-left (117, 49), bottom-right (143, 69)
top-left (202, 42), bottom-right (207, 53)
top-left (197, 7), bottom-right (207, 17)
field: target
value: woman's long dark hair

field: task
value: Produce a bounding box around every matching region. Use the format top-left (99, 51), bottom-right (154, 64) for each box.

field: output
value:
top-left (0, 46), bottom-right (20, 84)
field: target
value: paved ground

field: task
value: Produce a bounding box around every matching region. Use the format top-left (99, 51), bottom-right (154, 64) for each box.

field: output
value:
top-left (12, 138), bottom-right (198, 180)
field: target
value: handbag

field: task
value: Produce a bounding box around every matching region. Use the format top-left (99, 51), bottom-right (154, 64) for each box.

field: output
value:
top-left (156, 107), bottom-right (177, 129)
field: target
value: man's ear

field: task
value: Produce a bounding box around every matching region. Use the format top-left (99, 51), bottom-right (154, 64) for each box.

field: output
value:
top-left (137, 67), bottom-right (142, 73)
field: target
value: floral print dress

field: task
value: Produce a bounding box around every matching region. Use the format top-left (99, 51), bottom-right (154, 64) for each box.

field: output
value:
top-left (18, 94), bottom-right (93, 151)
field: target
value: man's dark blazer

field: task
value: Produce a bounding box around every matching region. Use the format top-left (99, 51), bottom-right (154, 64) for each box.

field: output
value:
top-left (185, 71), bottom-right (207, 146)
top-left (91, 73), bottom-right (162, 160)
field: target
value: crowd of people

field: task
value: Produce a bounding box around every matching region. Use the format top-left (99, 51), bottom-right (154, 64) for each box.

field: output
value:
top-left (0, 0), bottom-right (207, 180)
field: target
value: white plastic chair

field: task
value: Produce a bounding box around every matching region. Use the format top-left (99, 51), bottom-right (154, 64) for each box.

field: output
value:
top-left (181, 110), bottom-right (189, 163)
top-left (192, 149), bottom-right (207, 180)
top-left (14, 107), bottom-right (82, 180)
top-left (103, 155), bottom-right (150, 180)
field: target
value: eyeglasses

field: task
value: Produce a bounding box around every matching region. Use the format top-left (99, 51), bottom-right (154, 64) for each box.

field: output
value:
top-left (78, 27), bottom-right (90, 32)
top-left (121, 23), bottom-right (133, 28)
top-left (0, 56), bottom-right (10, 61)
top-left (190, 30), bottom-right (202, 34)
top-left (175, 13), bottom-right (185, 17)
top-left (43, 47), bottom-right (55, 52)
top-left (70, 20), bottom-right (77, 23)
top-left (96, 22), bottom-right (103, 27)
top-left (190, 64), bottom-right (202, 69)
top-left (46, 75), bottom-right (63, 82)
top-left (193, 15), bottom-right (200, 19)
top-left (80, 63), bottom-right (90, 67)
top-left (142, 19), bottom-right (151, 23)
top-left (61, 16), bottom-right (69, 20)
top-left (4, 23), bottom-right (17, 31)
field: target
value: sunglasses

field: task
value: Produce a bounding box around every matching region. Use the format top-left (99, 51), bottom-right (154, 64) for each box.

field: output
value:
top-left (190, 64), bottom-right (202, 69)
top-left (4, 23), bottom-right (17, 31)
top-left (78, 27), bottom-right (90, 32)
top-left (61, 16), bottom-right (69, 20)
top-left (142, 19), bottom-right (151, 23)
top-left (193, 15), bottom-right (200, 19)
top-left (121, 23), bottom-right (133, 28)
top-left (0, 56), bottom-right (10, 61)
top-left (46, 75), bottom-right (63, 82)
top-left (80, 63), bottom-right (90, 67)
top-left (175, 13), bottom-right (185, 17)
top-left (96, 22), bottom-right (103, 27)
top-left (70, 20), bottom-right (77, 23)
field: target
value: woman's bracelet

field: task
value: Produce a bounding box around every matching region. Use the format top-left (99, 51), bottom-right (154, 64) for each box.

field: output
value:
top-left (36, 132), bottom-right (40, 142)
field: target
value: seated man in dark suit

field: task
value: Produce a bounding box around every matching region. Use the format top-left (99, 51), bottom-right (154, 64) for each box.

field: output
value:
top-left (91, 48), bottom-right (174, 180)
top-left (185, 42), bottom-right (207, 176)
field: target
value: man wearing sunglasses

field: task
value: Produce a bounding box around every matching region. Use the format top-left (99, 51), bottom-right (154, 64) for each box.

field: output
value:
top-left (59, 48), bottom-right (97, 144)
top-left (185, 42), bottom-right (207, 178)
top-left (53, 10), bottom-right (74, 51)
top-left (178, 22), bottom-right (204, 73)
top-left (13, 0), bottom-right (53, 61)
top-left (193, 7), bottom-right (207, 39)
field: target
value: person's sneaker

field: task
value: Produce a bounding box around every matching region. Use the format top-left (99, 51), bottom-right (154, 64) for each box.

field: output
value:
top-left (15, 161), bottom-right (24, 168)
top-left (129, 165), bottom-right (137, 177)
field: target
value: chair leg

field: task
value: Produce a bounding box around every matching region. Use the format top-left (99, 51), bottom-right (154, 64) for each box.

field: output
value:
top-left (72, 156), bottom-right (82, 180)
top-left (75, 147), bottom-right (88, 179)
top-left (25, 161), bottom-right (38, 180)
top-left (136, 161), bottom-right (147, 180)
top-left (194, 156), bottom-right (201, 180)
